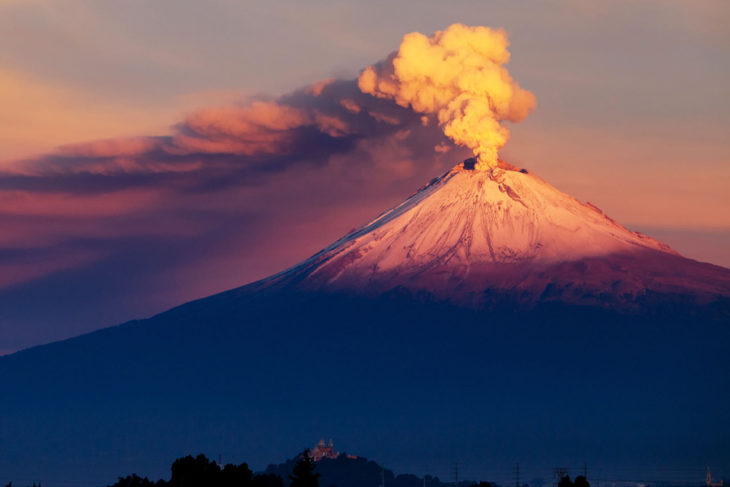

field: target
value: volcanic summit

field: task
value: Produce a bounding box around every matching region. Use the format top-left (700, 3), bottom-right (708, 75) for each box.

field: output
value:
top-left (250, 158), bottom-right (730, 310)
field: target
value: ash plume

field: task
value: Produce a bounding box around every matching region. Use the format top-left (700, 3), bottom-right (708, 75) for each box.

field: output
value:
top-left (358, 23), bottom-right (536, 170)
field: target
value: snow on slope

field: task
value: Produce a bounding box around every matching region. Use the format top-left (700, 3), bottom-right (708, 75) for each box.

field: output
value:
top-left (255, 159), bottom-right (729, 308)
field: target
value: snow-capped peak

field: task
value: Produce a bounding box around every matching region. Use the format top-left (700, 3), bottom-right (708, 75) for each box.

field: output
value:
top-left (255, 158), bottom-right (727, 308)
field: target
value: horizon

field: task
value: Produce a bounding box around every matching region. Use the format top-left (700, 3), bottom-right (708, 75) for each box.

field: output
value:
top-left (6, 438), bottom-right (725, 487)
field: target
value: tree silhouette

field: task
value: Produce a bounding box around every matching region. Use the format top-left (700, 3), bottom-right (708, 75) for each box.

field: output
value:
top-left (558, 475), bottom-right (589, 487)
top-left (252, 473), bottom-right (284, 487)
top-left (169, 454), bottom-right (221, 487)
top-left (106, 453), bottom-right (284, 487)
top-left (108, 474), bottom-right (159, 487)
top-left (289, 451), bottom-right (320, 487)
top-left (558, 476), bottom-right (573, 487)
top-left (220, 462), bottom-right (253, 487)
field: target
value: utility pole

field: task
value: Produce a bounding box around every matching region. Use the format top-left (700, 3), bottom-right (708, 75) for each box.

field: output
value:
top-left (583, 463), bottom-right (587, 479)
top-left (381, 467), bottom-right (385, 487)
top-left (454, 462), bottom-right (459, 487)
top-left (515, 463), bottom-right (520, 487)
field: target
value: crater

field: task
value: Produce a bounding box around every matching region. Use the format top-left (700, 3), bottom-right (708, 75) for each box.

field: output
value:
top-left (463, 157), bottom-right (478, 170)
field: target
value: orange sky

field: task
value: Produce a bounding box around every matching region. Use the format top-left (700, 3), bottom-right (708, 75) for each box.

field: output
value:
top-left (2, 1), bottom-right (727, 224)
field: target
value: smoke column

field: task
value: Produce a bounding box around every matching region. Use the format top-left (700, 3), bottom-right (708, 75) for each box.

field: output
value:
top-left (358, 23), bottom-right (536, 170)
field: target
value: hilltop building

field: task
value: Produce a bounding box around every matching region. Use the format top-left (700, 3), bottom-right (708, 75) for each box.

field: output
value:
top-left (707, 467), bottom-right (723, 487)
top-left (310, 439), bottom-right (357, 461)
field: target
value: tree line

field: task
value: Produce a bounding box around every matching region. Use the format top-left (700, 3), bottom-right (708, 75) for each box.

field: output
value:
top-left (3, 454), bottom-right (591, 487)
top-left (108, 451), bottom-right (320, 487)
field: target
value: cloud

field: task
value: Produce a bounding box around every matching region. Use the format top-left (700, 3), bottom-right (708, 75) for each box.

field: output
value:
top-left (5, 24), bottom-right (534, 193)
top-left (1, 71), bottom-right (463, 197)
top-left (57, 137), bottom-right (160, 159)
top-left (0, 57), bottom-right (468, 333)
top-left (171, 101), bottom-right (312, 155)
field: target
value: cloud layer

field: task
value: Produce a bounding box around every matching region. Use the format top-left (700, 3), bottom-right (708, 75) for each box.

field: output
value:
top-left (0, 32), bottom-right (485, 350)
top-left (4, 76), bottom-right (462, 194)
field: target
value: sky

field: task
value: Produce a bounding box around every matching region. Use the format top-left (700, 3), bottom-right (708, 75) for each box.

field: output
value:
top-left (1, 0), bottom-right (729, 353)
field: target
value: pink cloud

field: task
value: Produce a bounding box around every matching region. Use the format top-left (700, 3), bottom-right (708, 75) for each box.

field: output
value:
top-left (0, 74), bottom-right (464, 351)
top-left (170, 101), bottom-right (311, 156)
top-left (58, 137), bottom-right (158, 158)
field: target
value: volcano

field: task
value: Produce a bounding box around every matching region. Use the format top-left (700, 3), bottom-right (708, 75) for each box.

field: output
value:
top-left (1, 159), bottom-right (729, 486)
top-left (252, 158), bottom-right (728, 310)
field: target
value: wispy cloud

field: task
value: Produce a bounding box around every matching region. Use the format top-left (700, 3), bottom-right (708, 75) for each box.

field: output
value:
top-left (0, 70), bottom-right (470, 351)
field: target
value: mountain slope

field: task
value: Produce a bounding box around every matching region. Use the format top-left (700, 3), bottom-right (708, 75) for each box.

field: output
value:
top-left (253, 159), bottom-right (730, 309)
